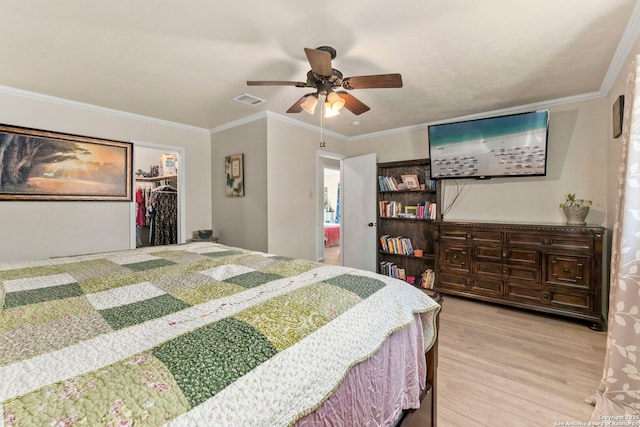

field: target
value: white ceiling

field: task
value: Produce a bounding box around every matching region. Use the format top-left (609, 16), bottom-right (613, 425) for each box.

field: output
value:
top-left (1, 0), bottom-right (638, 138)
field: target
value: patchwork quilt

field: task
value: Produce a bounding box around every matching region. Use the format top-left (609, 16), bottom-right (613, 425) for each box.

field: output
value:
top-left (0, 242), bottom-right (439, 427)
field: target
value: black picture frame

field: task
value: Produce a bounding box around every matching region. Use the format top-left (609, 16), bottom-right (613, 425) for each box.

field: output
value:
top-left (613, 95), bottom-right (624, 139)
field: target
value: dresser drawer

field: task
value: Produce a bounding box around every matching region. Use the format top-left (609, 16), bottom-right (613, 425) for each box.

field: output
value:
top-left (475, 245), bottom-right (502, 263)
top-left (506, 247), bottom-right (539, 265)
top-left (545, 235), bottom-right (593, 251)
top-left (439, 228), bottom-right (470, 242)
top-left (548, 288), bottom-right (593, 313)
top-left (470, 277), bottom-right (504, 296)
top-left (505, 265), bottom-right (539, 283)
top-left (504, 283), bottom-right (545, 304)
top-left (441, 245), bottom-right (471, 273)
top-left (438, 272), bottom-right (470, 291)
top-left (474, 260), bottom-right (503, 279)
top-left (507, 232), bottom-right (545, 246)
top-left (471, 231), bottom-right (503, 245)
top-left (545, 253), bottom-right (592, 289)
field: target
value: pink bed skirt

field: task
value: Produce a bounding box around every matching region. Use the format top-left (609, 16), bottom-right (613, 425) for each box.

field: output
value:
top-left (324, 224), bottom-right (340, 247)
top-left (295, 313), bottom-right (426, 426)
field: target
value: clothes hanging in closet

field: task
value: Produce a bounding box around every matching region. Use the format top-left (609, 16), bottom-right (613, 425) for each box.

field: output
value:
top-left (149, 186), bottom-right (178, 246)
top-left (135, 188), bottom-right (146, 227)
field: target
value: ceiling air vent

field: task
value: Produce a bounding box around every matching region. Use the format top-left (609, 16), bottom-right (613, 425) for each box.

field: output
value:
top-left (233, 93), bottom-right (266, 106)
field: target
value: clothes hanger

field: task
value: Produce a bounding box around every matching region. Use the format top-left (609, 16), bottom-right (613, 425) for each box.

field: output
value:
top-left (152, 183), bottom-right (177, 193)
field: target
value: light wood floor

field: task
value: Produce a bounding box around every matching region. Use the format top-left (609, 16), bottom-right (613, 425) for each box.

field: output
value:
top-left (436, 295), bottom-right (607, 426)
top-left (322, 245), bottom-right (341, 266)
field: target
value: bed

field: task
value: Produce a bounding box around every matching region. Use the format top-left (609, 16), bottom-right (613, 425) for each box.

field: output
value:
top-left (0, 242), bottom-right (440, 426)
top-left (324, 223), bottom-right (341, 247)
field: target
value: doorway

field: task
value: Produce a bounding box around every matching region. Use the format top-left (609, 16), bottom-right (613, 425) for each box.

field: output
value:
top-left (316, 151), bottom-right (377, 271)
top-left (130, 141), bottom-right (186, 249)
top-left (316, 151), bottom-right (345, 265)
top-left (322, 164), bottom-right (341, 265)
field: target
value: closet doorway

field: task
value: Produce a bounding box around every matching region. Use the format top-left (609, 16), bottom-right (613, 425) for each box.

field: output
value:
top-left (131, 141), bottom-right (185, 249)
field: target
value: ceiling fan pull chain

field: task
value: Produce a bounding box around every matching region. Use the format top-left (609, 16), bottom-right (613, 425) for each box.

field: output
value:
top-left (320, 99), bottom-right (325, 148)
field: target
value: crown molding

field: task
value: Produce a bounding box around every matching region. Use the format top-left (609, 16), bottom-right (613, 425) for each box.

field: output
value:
top-left (210, 89), bottom-right (606, 142)
top-left (210, 110), bottom-right (348, 141)
top-left (600, 0), bottom-right (640, 95)
top-left (209, 111), bottom-right (268, 134)
top-left (0, 84), bottom-right (210, 135)
top-left (346, 91), bottom-right (605, 141)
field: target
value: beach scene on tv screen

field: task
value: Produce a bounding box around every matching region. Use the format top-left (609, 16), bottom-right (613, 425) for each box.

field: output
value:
top-left (429, 111), bottom-right (548, 178)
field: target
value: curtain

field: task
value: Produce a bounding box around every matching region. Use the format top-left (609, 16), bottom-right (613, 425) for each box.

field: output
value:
top-left (589, 57), bottom-right (640, 418)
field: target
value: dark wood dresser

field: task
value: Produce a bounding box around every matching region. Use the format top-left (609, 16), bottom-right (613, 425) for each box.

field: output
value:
top-left (434, 221), bottom-right (607, 330)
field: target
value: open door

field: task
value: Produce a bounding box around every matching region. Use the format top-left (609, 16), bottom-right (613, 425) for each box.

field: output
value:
top-left (342, 153), bottom-right (377, 271)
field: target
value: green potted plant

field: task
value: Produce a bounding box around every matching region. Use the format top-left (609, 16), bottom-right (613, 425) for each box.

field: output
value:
top-left (559, 193), bottom-right (592, 225)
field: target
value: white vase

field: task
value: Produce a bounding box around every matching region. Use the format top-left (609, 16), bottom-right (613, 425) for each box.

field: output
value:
top-left (562, 206), bottom-right (589, 225)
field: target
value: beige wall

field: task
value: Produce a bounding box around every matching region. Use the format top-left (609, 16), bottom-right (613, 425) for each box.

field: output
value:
top-left (347, 98), bottom-right (609, 226)
top-left (266, 118), bottom-right (346, 260)
top-left (211, 119), bottom-right (268, 252)
top-left (0, 90), bottom-right (211, 261)
top-left (211, 115), bottom-right (346, 260)
top-left (606, 39), bottom-right (640, 231)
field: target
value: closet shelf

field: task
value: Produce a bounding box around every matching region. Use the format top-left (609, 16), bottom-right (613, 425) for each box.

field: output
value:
top-left (135, 174), bottom-right (177, 182)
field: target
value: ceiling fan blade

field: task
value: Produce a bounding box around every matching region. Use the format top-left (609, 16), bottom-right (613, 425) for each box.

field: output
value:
top-left (342, 73), bottom-right (403, 89)
top-left (304, 48), bottom-right (332, 76)
top-left (286, 96), bottom-right (306, 113)
top-left (336, 91), bottom-right (371, 115)
top-left (247, 80), bottom-right (306, 87)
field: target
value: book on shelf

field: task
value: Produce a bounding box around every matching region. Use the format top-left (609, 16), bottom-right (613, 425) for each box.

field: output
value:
top-left (420, 269), bottom-right (435, 289)
top-left (414, 201), bottom-right (437, 219)
top-left (379, 200), bottom-right (403, 218)
top-left (380, 173), bottom-right (437, 192)
top-left (379, 201), bottom-right (436, 219)
top-left (424, 171), bottom-right (437, 191)
top-left (379, 234), bottom-right (390, 252)
top-left (378, 176), bottom-right (402, 191)
top-left (380, 235), bottom-right (414, 256)
top-left (379, 261), bottom-right (407, 281)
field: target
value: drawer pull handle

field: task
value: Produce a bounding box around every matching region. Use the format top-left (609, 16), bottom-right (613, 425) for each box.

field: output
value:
top-left (543, 293), bottom-right (549, 299)
top-left (542, 239), bottom-right (550, 245)
top-left (563, 267), bottom-right (570, 273)
top-left (502, 269), bottom-right (507, 274)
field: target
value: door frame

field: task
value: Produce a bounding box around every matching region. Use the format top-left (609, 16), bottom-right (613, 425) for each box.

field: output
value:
top-left (130, 139), bottom-right (186, 249)
top-left (315, 150), bottom-right (346, 262)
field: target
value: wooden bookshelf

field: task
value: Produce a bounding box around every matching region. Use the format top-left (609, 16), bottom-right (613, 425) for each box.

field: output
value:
top-left (377, 159), bottom-right (441, 287)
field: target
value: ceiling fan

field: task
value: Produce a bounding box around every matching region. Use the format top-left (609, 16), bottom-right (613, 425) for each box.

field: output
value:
top-left (247, 46), bottom-right (403, 116)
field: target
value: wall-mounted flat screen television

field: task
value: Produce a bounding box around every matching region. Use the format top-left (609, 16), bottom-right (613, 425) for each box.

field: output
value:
top-left (428, 110), bottom-right (549, 180)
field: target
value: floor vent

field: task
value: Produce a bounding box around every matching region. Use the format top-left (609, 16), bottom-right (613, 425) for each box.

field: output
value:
top-left (233, 93), bottom-right (266, 106)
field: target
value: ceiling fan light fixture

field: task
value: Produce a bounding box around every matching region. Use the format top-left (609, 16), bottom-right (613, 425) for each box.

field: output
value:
top-left (324, 102), bottom-right (340, 118)
top-left (301, 94), bottom-right (318, 114)
top-left (327, 91), bottom-right (345, 111)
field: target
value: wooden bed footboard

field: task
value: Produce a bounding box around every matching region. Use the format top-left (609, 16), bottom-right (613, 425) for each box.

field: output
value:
top-left (398, 293), bottom-right (442, 427)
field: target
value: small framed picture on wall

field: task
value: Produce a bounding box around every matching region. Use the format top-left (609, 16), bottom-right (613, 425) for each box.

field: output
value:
top-left (613, 95), bottom-right (624, 139)
top-left (225, 153), bottom-right (244, 197)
